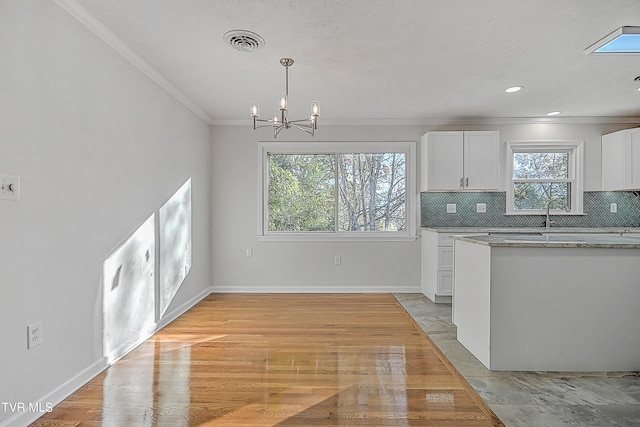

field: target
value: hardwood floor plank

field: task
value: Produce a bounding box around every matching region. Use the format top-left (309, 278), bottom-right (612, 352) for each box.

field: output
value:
top-left (32, 294), bottom-right (504, 426)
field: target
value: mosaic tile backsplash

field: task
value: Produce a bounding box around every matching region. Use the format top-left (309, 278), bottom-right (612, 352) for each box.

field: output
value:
top-left (421, 191), bottom-right (640, 228)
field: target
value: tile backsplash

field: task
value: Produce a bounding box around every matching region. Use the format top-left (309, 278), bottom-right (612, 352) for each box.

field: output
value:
top-left (421, 191), bottom-right (640, 228)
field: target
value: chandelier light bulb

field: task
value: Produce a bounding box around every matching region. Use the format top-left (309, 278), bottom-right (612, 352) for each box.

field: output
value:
top-left (251, 104), bottom-right (259, 117)
top-left (279, 96), bottom-right (287, 110)
top-left (311, 102), bottom-right (319, 115)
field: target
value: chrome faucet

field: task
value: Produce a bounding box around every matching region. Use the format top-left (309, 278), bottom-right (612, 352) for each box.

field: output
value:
top-left (545, 198), bottom-right (569, 228)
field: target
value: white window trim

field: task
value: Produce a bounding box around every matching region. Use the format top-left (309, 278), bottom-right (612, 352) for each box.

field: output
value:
top-left (505, 140), bottom-right (584, 215)
top-left (257, 141), bottom-right (417, 241)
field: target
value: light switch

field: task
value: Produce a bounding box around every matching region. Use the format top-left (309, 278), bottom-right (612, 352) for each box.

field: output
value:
top-left (446, 203), bottom-right (457, 214)
top-left (0, 174), bottom-right (20, 201)
top-left (476, 203), bottom-right (487, 213)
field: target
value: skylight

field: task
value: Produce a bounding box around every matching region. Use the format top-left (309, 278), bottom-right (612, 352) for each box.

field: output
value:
top-left (585, 26), bottom-right (640, 54)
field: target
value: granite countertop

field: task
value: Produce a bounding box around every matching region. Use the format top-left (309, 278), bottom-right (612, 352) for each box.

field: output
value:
top-left (422, 227), bottom-right (640, 234)
top-left (453, 233), bottom-right (640, 249)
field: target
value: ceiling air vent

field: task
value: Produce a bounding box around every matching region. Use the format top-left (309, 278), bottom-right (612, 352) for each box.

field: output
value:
top-left (223, 30), bottom-right (265, 52)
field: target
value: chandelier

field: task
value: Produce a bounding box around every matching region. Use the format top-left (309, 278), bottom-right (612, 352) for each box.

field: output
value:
top-left (251, 58), bottom-right (319, 138)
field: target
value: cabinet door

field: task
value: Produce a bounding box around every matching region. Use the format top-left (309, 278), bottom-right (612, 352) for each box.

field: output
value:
top-left (628, 130), bottom-right (640, 189)
top-left (602, 131), bottom-right (625, 191)
top-left (464, 131), bottom-right (500, 190)
top-left (437, 270), bottom-right (453, 295)
top-left (438, 247), bottom-right (454, 269)
top-left (602, 128), bottom-right (640, 191)
top-left (422, 131), bottom-right (464, 191)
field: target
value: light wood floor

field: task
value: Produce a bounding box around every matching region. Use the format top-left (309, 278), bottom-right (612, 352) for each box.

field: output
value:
top-left (32, 294), bottom-right (504, 426)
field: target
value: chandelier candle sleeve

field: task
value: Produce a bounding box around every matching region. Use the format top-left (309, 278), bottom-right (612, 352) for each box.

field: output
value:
top-left (251, 57), bottom-right (319, 138)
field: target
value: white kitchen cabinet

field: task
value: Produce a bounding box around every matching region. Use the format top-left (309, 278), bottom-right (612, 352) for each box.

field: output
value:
top-left (420, 131), bottom-right (500, 191)
top-left (421, 229), bottom-right (451, 302)
top-left (420, 230), bottom-right (487, 303)
top-left (421, 229), bottom-right (486, 303)
top-left (602, 127), bottom-right (640, 191)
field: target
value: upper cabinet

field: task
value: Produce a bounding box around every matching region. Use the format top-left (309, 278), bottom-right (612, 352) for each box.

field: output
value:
top-left (420, 131), bottom-right (500, 191)
top-left (602, 127), bottom-right (640, 191)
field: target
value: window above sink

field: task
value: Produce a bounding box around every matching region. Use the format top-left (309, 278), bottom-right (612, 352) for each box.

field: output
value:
top-left (505, 140), bottom-right (584, 215)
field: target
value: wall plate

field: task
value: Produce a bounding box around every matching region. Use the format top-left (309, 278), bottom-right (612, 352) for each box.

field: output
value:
top-left (0, 174), bottom-right (20, 201)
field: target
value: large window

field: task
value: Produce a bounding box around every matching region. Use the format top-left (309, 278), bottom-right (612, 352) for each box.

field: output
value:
top-left (506, 141), bottom-right (583, 214)
top-left (259, 142), bottom-right (416, 240)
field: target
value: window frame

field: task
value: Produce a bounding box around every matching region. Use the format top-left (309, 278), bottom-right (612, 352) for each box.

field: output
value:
top-left (258, 141), bottom-right (417, 241)
top-left (505, 140), bottom-right (584, 215)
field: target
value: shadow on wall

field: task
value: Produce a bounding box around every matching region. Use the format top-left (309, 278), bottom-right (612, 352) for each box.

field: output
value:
top-left (102, 178), bottom-right (192, 365)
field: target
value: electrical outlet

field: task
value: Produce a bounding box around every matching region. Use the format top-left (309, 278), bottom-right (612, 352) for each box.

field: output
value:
top-left (27, 322), bottom-right (42, 349)
top-left (610, 203), bottom-right (617, 213)
top-left (446, 203), bottom-right (457, 214)
top-left (476, 203), bottom-right (487, 213)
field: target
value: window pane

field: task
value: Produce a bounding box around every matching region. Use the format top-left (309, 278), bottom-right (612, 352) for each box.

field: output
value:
top-left (337, 153), bottom-right (406, 231)
top-left (268, 154), bottom-right (335, 232)
top-left (514, 182), bottom-right (570, 210)
top-left (513, 152), bottom-right (568, 179)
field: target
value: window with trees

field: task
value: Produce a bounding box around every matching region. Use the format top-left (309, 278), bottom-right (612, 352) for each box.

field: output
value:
top-left (259, 142), bottom-right (416, 240)
top-left (506, 141), bottom-right (583, 214)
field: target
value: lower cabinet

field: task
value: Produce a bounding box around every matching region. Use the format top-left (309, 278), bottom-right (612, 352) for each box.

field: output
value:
top-left (421, 229), bottom-right (486, 303)
top-left (421, 229), bottom-right (453, 303)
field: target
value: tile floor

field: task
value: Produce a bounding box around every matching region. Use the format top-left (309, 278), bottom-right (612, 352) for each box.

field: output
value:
top-left (394, 293), bottom-right (640, 427)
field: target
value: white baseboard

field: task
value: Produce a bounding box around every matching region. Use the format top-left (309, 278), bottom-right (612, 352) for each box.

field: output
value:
top-left (0, 359), bottom-right (106, 427)
top-left (1, 284), bottom-right (422, 427)
top-left (1, 286), bottom-right (214, 427)
top-left (157, 285), bottom-right (214, 329)
top-left (211, 284), bottom-right (421, 293)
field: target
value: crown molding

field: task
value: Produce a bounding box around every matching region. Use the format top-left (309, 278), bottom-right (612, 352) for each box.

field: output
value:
top-left (54, 0), bottom-right (214, 125)
top-left (211, 116), bottom-right (640, 126)
top-left (46, 1), bottom-right (640, 130)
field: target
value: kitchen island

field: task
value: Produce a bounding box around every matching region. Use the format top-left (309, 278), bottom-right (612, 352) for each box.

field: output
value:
top-left (452, 233), bottom-right (640, 371)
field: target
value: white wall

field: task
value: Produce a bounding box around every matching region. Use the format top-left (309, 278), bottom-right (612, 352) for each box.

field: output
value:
top-left (210, 125), bottom-right (423, 292)
top-left (0, 1), bottom-right (211, 424)
top-left (1, 1), bottom-right (637, 423)
top-left (210, 121), bottom-right (635, 292)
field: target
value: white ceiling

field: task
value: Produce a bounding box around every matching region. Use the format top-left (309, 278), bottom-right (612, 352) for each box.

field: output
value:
top-left (64, 0), bottom-right (640, 125)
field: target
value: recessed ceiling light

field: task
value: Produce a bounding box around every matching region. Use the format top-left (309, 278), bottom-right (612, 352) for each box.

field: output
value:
top-left (546, 111), bottom-right (561, 116)
top-left (505, 86), bottom-right (523, 93)
top-left (585, 26), bottom-right (640, 54)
